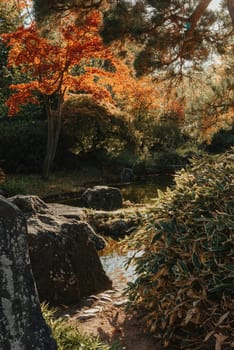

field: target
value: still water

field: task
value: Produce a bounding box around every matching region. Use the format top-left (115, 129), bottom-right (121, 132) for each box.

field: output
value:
top-left (100, 251), bottom-right (142, 290)
top-left (61, 174), bottom-right (174, 206)
top-left (119, 174), bottom-right (173, 203)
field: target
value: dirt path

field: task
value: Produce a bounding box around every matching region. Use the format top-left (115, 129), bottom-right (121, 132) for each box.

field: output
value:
top-left (57, 286), bottom-right (161, 350)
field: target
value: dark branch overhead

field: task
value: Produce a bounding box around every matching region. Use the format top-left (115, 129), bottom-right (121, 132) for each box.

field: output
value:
top-left (227, 0), bottom-right (234, 24)
top-left (100, 0), bottom-right (233, 77)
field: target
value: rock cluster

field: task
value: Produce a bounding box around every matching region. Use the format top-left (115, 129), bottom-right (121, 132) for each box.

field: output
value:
top-left (8, 195), bottom-right (112, 305)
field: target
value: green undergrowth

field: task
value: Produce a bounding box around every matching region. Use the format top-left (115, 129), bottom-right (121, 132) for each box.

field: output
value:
top-left (126, 149), bottom-right (234, 349)
top-left (0, 169), bottom-right (105, 198)
top-left (42, 303), bottom-right (121, 350)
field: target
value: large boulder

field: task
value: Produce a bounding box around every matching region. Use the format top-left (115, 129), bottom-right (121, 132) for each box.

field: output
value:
top-left (9, 195), bottom-right (111, 305)
top-left (0, 196), bottom-right (57, 349)
top-left (81, 186), bottom-right (123, 211)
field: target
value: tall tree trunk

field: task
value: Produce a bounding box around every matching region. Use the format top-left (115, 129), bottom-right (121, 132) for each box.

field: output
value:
top-left (43, 106), bottom-right (54, 179)
top-left (42, 95), bottom-right (63, 179)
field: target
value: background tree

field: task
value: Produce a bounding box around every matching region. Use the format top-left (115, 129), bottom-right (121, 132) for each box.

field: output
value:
top-left (0, 0), bottom-right (31, 118)
top-left (101, 0), bottom-right (233, 78)
top-left (173, 52), bottom-right (234, 144)
top-left (1, 10), bottom-right (134, 178)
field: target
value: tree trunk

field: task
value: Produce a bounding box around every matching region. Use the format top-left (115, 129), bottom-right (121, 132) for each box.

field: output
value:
top-left (0, 197), bottom-right (57, 350)
top-left (227, 0), bottom-right (234, 25)
top-left (42, 96), bottom-right (63, 179)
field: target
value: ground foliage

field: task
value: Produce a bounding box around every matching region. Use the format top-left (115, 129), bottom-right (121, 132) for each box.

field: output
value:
top-left (42, 303), bottom-right (119, 350)
top-left (126, 149), bottom-right (234, 349)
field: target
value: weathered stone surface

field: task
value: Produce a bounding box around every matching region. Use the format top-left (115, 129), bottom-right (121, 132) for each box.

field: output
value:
top-left (9, 194), bottom-right (49, 215)
top-left (86, 210), bottom-right (137, 239)
top-left (8, 195), bottom-right (111, 305)
top-left (47, 202), bottom-right (87, 221)
top-left (81, 186), bottom-right (123, 211)
top-left (0, 197), bottom-right (57, 350)
top-left (102, 219), bottom-right (130, 238)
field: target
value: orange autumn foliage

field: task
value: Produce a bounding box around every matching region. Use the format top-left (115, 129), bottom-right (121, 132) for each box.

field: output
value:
top-left (1, 12), bottom-right (118, 115)
top-left (1, 10), bottom-right (138, 177)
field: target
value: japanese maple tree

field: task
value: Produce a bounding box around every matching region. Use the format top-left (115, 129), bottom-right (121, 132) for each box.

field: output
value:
top-left (1, 10), bottom-right (130, 178)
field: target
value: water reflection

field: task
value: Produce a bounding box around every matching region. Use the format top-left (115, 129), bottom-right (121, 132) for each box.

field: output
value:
top-left (119, 174), bottom-right (173, 204)
top-left (100, 251), bottom-right (142, 290)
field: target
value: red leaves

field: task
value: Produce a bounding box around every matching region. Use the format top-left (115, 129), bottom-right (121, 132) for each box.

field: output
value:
top-left (1, 10), bottom-right (124, 114)
top-left (85, 10), bottom-right (102, 29)
top-left (6, 83), bottom-right (39, 115)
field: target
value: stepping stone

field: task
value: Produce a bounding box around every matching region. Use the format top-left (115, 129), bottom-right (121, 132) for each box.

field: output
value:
top-left (113, 299), bottom-right (129, 307)
top-left (100, 295), bottom-right (112, 302)
top-left (104, 289), bottom-right (116, 294)
top-left (78, 313), bottom-right (96, 321)
top-left (89, 295), bottom-right (99, 301)
top-left (83, 307), bottom-right (102, 314)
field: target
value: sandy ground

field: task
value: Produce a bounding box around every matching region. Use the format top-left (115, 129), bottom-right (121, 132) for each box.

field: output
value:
top-left (57, 287), bottom-right (162, 350)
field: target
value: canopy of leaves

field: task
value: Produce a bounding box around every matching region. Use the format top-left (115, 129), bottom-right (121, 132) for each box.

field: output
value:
top-left (33, 0), bottom-right (106, 23)
top-left (127, 149), bottom-right (234, 349)
top-left (101, 0), bottom-right (233, 77)
top-left (1, 10), bottom-right (131, 116)
top-left (176, 55), bottom-right (234, 143)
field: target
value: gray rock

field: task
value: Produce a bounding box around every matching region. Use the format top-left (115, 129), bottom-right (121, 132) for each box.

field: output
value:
top-left (48, 203), bottom-right (87, 221)
top-left (9, 194), bottom-right (49, 215)
top-left (0, 196), bottom-right (57, 350)
top-left (8, 195), bottom-right (111, 305)
top-left (106, 219), bottom-right (129, 238)
top-left (82, 186), bottom-right (123, 211)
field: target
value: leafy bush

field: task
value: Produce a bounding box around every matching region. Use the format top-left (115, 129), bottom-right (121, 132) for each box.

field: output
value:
top-left (42, 303), bottom-right (120, 350)
top-left (133, 151), bottom-right (185, 175)
top-left (206, 126), bottom-right (234, 153)
top-left (0, 116), bottom-right (75, 174)
top-left (127, 150), bottom-right (234, 349)
top-left (0, 117), bottom-right (47, 173)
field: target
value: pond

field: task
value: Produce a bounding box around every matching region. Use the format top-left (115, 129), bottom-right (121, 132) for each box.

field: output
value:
top-left (118, 174), bottom-right (174, 204)
top-left (61, 174), bottom-right (174, 206)
top-left (100, 251), bottom-right (142, 290)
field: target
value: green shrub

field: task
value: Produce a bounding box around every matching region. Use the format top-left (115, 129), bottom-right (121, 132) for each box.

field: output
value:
top-left (0, 116), bottom-right (75, 174)
top-left (133, 151), bottom-right (185, 175)
top-left (0, 117), bottom-right (47, 173)
top-left (127, 150), bottom-right (234, 349)
top-left (42, 303), bottom-right (120, 350)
